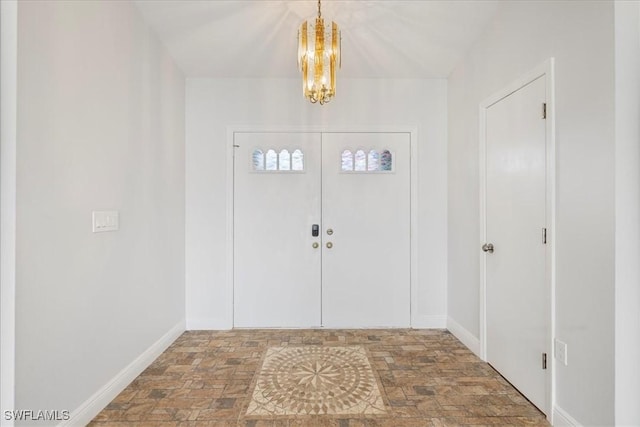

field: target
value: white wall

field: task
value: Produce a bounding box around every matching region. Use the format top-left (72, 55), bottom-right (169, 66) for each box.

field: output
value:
top-left (615, 2), bottom-right (640, 425)
top-left (1, 1), bottom-right (18, 423)
top-left (15, 0), bottom-right (185, 423)
top-left (186, 78), bottom-right (447, 330)
top-left (448, 1), bottom-right (616, 425)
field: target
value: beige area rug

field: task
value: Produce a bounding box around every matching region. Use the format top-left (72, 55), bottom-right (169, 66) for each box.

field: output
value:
top-left (246, 345), bottom-right (387, 416)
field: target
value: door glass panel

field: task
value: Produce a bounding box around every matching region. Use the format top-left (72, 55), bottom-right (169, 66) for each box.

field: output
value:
top-left (252, 149), bottom-right (265, 171)
top-left (254, 148), bottom-right (305, 172)
top-left (341, 149), bottom-right (393, 173)
top-left (341, 150), bottom-right (353, 171)
top-left (292, 149), bottom-right (304, 171)
top-left (279, 149), bottom-right (291, 171)
top-left (368, 150), bottom-right (380, 171)
top-left (380, 150), bottom-right (392, 171)
top-left (354, 150), bottom-right (366, 171)
top-left (265, 149), bottom-right (278, 171)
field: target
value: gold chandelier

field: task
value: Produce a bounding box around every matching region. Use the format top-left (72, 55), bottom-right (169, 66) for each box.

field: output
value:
top-left (297, 0), bottom-right (341, 105)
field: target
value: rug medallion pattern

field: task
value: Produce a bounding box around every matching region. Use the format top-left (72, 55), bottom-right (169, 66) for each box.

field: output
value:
top-left (246, 345), bottom-right (386, 416)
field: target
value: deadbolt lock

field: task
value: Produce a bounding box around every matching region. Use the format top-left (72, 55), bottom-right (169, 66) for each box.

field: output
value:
top-left (482, 243), bottom-right (494, 253)
top-left (327, 228), bottom-right (334, 235)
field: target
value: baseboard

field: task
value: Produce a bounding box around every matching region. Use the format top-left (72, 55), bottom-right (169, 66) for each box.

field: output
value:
top-left (411, 314), bottom-right (446, 329)
top-left (186, 317), bottom-right (232, 330)
top-left (188, 316), bottom-right (448, 330)
top-left (60, 319), bottom-right (185, 427)
top-left (553, 405), bottom-right (582, 426)
top-left (446, 316), bottom-right (481, 357)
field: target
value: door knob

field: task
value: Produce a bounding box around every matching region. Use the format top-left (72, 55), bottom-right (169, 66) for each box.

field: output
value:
top-left (312, 242), bottom-right (319, 249)
top-left (482, 243), bottom-right (494, 253)
top-left (326, 242), bottom-right (333, 249)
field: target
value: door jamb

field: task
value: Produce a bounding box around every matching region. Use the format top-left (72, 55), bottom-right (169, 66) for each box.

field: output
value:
top-left (226, 126), bottom-right (419, 329)
top-left (478, 58), bottom-right (556, 418)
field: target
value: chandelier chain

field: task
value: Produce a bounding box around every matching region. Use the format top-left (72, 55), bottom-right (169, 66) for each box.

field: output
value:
top-left (317, 0), bottom-right (321, 18)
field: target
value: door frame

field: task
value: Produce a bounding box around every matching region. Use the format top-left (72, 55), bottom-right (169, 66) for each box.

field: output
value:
top-left (478, 58), bottom-right (556, 418)
top-left (226, 126), bottom-right (419, 328)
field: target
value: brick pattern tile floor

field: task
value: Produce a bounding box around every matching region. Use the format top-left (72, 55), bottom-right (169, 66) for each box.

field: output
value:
top-left (89, 329), bottom-right (549, 426)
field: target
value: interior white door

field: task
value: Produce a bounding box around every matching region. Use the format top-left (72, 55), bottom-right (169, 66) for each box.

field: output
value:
top-left (321, 133), bottom-right (411, 327)
top-left (485, 76), bottom-right (548, 412)
top-left (233, 132), bottom-right (322, 327)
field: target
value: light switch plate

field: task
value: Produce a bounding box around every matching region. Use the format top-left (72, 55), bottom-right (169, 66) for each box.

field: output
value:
top-left (92, 211), bottom-right (119, 233)
top-left (555, 339), bottom-right (568, 366)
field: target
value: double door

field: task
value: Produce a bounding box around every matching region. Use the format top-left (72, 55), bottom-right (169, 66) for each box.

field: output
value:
top-left (233, 132), bottom-right (410, 328)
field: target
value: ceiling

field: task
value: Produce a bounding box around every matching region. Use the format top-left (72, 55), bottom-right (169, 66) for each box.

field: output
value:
top-left (134, 0), bottom-right (500, 79)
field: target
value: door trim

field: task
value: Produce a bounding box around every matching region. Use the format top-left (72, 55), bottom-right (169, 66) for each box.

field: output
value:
top-left (478, 58), bottom-right (556, 418)
top-left (226, 126), bottom-right (419, 329)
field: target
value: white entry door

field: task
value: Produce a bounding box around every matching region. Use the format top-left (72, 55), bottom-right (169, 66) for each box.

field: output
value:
top-left (321, 133), bottom-right (411, 327)
top-left (233, 132), bottom-right (411, 328)
top-left (484, 76), bottom-right (549, 413)
top-left (234, 132), bottom-right (322, 327)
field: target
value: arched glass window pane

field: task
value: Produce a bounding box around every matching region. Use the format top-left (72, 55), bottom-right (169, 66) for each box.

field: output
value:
top-left (278, 149), bottom-right (291, 171)
top-left (341, 150), bottom-right (353, 171)
top-left (252, 149), bottom-right (264, 171)
top-left (354, 150), bottom-right (366, 171)
top-left (367, 150), bottom-right (380, 171)
top-left (380, 150), bottom-right (392, 171)
top-left (265, 149), bottom-right (278, 171)
top-left (291, 149), bottom-right (304, 171)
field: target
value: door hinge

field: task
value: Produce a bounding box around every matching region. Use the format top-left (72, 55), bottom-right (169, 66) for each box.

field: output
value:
top-left (542, 103), bottom-right (547, 119)
top-left (542, 228), bottom-right (547, 244)
top-left (542, 352), bottom-right (547, 370)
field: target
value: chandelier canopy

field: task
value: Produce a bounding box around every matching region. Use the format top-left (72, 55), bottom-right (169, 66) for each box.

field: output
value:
top-left (297, 0), bottom-right (341, 105)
